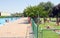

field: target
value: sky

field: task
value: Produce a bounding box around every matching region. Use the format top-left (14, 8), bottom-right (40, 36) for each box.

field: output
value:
top-left (0, 0), bottom-right (60, 13)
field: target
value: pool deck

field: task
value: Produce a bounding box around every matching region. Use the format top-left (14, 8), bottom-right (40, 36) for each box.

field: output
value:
top-left (0, 17), bottom-right (33, 38)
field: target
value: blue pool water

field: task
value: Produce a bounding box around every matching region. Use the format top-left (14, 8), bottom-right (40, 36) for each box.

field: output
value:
top-left (0, 17), bottom-right (20, 25)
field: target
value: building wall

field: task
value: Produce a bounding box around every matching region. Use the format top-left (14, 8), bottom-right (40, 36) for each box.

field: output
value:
top-left (1, 13), bottom-right (11, 16)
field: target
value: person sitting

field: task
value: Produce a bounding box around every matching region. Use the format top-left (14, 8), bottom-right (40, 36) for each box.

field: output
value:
top-left (46, 25), bottom-right (50, 29)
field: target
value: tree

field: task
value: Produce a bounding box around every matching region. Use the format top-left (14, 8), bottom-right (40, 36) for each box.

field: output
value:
top-left (38, 2), bottom-right (54, 17)
top-left (23, 6), bottom-right (39, 22)
top-left (51, 4), bottom-right (60, 25)
top-left (23, 2), bottom-right (54, 23)
top-left (38, 2), bottom-right (54, 23)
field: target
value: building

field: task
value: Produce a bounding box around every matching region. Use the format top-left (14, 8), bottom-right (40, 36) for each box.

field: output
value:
top-left (0, 12), bottom-right (11, 16)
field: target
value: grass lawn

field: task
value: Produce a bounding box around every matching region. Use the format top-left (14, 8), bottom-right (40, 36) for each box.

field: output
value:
top-left (39, 22), bottom-right (60, 29)
top-left (38, 18), bottom-right (60, 38)
top-left (38, 30), bottom-right (59, 38)
top-left (42, 30), bottom-right (59, 38)
top-left (39, 18), bottom-right (60, 29)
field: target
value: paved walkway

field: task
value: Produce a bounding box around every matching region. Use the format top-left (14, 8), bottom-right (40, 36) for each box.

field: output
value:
top-left (0, 17), bottom-right (33, 38)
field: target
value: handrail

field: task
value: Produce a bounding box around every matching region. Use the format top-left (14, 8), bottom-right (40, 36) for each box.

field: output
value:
top-left (31, 18), bottom-right (38, 38)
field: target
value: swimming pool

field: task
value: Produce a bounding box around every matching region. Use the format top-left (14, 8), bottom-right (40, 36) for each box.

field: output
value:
top-left (0, 17), bottom-right (20, 25)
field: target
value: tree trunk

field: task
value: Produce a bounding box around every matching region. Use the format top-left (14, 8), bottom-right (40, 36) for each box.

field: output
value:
top-left (47, 18), bottom-right (50, 23)
top-left (49, 17), bottom-right (51, 21)
top-left (44, 18), bottom-right (46, 23)
top-left (56, 17), bottom-right (59, 26)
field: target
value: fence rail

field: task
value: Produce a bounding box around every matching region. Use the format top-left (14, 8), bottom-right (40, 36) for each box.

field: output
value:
top-left (31, 18), bottom-right (60, 38)
top-left (31, 19), bottom-right (38, 38)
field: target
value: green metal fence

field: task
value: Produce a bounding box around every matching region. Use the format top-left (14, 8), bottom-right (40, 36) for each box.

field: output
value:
top-left (31, 18), bottom-right (60, 38)
top-left (31, 19), bottom-right (38, 38)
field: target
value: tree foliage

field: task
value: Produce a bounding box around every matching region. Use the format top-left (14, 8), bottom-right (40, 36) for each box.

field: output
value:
top-left (23, 2), bottom-right (54, 18)
top-left (11, 12), bottom-right (23, 17)
top-left (51, 4), bottom-right (60, 17)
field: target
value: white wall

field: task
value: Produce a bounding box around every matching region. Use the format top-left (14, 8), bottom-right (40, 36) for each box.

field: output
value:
top-left (1, 13), bottom-right (11, 16)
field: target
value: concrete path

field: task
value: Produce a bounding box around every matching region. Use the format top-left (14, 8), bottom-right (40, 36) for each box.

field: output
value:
top-left (0, 17), bottom-right (33, 38)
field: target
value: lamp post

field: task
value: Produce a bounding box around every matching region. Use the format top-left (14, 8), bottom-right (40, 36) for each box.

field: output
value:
top-left (37, 11), bottom-right (40, 38)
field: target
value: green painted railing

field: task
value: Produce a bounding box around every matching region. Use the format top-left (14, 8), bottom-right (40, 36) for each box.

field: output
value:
top-left (31, 19), bottom-right (38, 38)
